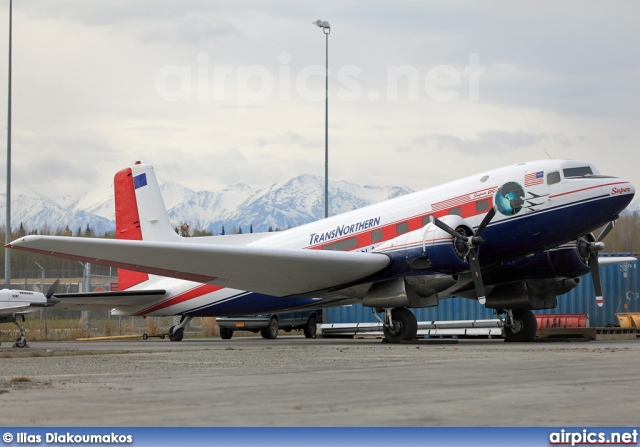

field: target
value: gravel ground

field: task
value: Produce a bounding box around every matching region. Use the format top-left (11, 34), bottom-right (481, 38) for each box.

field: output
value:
top-left (1, 338), bottom-right (639, 426)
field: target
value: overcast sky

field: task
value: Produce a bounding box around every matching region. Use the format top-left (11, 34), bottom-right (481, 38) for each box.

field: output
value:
top-left (0, 1), bottom-right (638, 202)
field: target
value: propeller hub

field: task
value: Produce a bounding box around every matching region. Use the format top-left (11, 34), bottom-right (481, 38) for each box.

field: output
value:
top-left (470, 235), bottom-right (484, 247)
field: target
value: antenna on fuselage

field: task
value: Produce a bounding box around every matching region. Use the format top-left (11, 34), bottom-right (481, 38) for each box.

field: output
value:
top-left (543, 148), bottom-right (553, 159)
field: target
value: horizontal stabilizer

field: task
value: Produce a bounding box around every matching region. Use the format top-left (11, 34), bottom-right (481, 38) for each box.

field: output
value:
top-left (51, 289), bottom-right (167, 311)
top-left (55, 289), bottom-right (166, 299)
top-left (598, 256), bottom-right (636, 266)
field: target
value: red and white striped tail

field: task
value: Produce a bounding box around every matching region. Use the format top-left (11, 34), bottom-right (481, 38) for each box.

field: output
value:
top-left (113, 162), bottom-right (179, 289)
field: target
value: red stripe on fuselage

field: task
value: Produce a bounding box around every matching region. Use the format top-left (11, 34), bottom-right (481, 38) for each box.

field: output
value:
top-left (549, 181), bottom-right (629, 199)
top-left (307, 195), bottom-right (495, 251)
top-left (133, 284), bottom-right (224, 316)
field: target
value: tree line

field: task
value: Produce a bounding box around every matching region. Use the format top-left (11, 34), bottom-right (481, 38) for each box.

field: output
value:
top-left (0, 224), bottom-right (116, 280)
top-left (600, 210), bottom-right (640, 254)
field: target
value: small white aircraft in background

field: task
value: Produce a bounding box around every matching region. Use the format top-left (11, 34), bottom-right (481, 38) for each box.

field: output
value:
top-left (0, 280), bottom-right (59, 347)
top-left (7, 159), bottom-right (636, 343)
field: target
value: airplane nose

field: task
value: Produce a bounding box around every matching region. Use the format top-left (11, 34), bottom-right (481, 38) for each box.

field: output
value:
top-left (605, 178), bottom-right (635, 215)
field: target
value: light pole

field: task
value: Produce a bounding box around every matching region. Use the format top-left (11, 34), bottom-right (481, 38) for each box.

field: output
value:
top-left (35, 262), bottom-right (45, 323)
top-left (78, 261), bottom-right (91, 331)
top-left (313, 19), bottom-right (330, 218)
top-left (5, 0), bottom-right (12, 285)
top-left (35, 262), bottom-right (45, 292)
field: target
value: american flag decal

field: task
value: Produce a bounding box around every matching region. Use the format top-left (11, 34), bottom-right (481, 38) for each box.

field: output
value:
top-left (525, 171), bottom-right (544, 187)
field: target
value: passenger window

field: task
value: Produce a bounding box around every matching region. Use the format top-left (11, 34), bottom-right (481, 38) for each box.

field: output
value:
top-left (448, 207), bottom-right (461, 216)
top-left (322, 237), bottom-right (358, 251)
top-left (371, 230), bottom-right (383, 242)
top-left (547, 171), bottom-right (561, 185)
top-left (476, 200), bottom-right (489, 212)
top-left (396, 222), bottom-right (409, 235)
top-left (422, 216), bottom-right (430, 226)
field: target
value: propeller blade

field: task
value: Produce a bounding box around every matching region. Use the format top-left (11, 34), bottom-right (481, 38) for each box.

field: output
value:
top-left (430, 214), bottom-right (491, 305)
top-left (45, 279), bottom-right (61, 306)
top-left (476, 207), bottom-right (496, 236)
top-left (46, 279), bottom-right (60, 299)
top-left (468, 248), bottom-right (486, 305)
top-left (597, 221), bottom-right (615, 243)
top-left (589, 255), bottom-right (604, 307)
top-left (429, 215), bottom-right (469, 242)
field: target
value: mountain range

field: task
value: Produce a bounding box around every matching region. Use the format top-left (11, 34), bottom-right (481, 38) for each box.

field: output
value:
top-left (0, 174), bottom-right (413, 236)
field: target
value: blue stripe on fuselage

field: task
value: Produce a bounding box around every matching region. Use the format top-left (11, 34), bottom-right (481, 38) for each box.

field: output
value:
top-left (184, 293), bottom-right (318, 317)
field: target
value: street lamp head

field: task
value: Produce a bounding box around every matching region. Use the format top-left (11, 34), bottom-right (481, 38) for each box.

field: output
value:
top-left (313, 19), bottom-right (330, 33)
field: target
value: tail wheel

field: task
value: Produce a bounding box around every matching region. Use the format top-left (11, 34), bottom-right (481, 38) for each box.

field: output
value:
top-left (169, 327), bottom-right (184, 342)
top-left (504, 309), bottom-right (537, 342)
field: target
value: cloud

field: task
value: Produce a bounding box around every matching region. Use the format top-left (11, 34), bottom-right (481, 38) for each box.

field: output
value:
top-left (256, 131), bottom-right (319, 149)
top-left (138, 18), bottom-right (243, 45)
top-left (21, 1), bottom-right (196, 26)
top-left (413, 130), bottom-right (569, 155)
top-left (0, 1), bottom-right (638, 201)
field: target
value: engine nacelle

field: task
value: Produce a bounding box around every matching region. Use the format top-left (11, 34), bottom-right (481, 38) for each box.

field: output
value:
top-left (483, 243), bottom-right (591, 283)
top-left (373, 215), bottom-right (474, 277)
top-left (363, 274), bottom-right (458, 308)
top-left (484, 278), bottom-right (580, 310)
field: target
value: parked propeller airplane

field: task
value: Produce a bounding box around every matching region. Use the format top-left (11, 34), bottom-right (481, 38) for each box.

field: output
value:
top-left (7, 159), bottom-right (636, 343)
top-left (0, 280), bottom-right (59, 347)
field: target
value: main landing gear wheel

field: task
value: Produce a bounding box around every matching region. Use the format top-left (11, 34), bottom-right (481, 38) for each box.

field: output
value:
top-left (303, 316), bottom-right (317, 339)
top-left (261, 317), bottom-right (279, 339)
top-left (219, 327), bottom-right (233, 340)
top-left (169, 327), bottom-right (184, 342)
top-left (15, 336), bottom-right (27, 348)
top-left (13, 316), bottom-right (28, 348)
top-left (504, 309), bottom-right (537, 342)
top-left (383, 308), bottom-right (418, 344)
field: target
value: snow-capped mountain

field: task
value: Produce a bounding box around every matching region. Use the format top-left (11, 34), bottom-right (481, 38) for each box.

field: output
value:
top-left (0, 175), bottom-right (413, 235)
top-left (0, 190), bottom-right (113, 236)
top-left (165, 174), bottom-right (412, 234)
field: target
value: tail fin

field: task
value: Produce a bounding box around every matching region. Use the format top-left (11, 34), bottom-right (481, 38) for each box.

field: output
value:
top-left (114, 162), bottom-right (179, 289)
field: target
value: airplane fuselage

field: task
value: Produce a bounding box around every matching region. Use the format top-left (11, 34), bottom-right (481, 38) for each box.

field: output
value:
top-left (112, 159), bottom-right (634, 317)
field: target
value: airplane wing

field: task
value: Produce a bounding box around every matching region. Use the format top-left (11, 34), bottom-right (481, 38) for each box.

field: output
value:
top-left (8, 235), bottom-right (391, 297)
top-left (52, 290), bottom-right (167, 311)
top-left (0, 303), bottom-right (31, 314)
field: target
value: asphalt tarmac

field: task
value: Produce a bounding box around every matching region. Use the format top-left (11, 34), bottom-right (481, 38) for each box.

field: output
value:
top-left (1, 336), bottom-right (639, 426)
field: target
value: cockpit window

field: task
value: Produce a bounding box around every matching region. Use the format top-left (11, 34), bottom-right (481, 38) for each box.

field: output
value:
top-left (563, 166), bottom-right (593, 178)
top-left (547, 171), bottom-right (561, 185)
